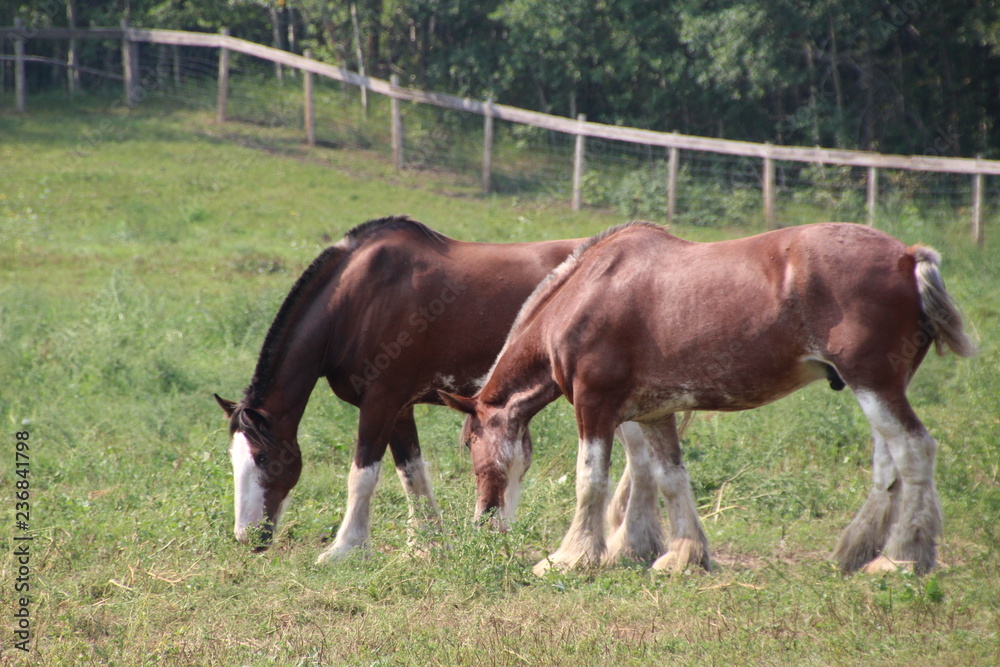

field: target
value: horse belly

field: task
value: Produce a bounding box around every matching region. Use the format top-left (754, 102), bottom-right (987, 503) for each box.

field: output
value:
top-left (626, 355), bottom-right (826, 421)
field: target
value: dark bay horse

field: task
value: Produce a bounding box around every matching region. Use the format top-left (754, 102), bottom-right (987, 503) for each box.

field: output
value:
top-left (441, 222), bottom-right (975, 576)
top-left (215, 216), bottom-right (584, 561)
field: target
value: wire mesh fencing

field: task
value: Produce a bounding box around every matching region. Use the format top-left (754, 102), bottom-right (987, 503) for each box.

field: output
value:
top-left (2, 25), bottom-right (994, 241)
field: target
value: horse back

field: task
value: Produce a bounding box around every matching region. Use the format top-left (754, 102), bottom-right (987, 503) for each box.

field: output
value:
top-left (324, 230), bottom-right (581, 405)
top-left (543, 223), bottom-right (925, 413)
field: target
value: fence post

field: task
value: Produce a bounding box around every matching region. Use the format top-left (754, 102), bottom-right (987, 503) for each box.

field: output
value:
top-left (67, 1), bottom-right (80, 96)
top-left (351, 2), bottom-right (368, 116)
top-left (216, 28), bottom-right (230, 122)
top-left (867, 166), bottom-right (878, 226)
top-left (667, 139), bottom-right (679, 225)
top-left (121, 19), bottom-right (139, 107)
top-left (14, 18), bottom-right (26, 113)
top-left (763, 147), bottom-right (776, 229)
top-left (572, 114), bottom-right (586, 211)
top-left (390, 74), bottom-right (403, 171)
top-left (972, 165), bottom-right (983, 245)
top-left (482, 98), bottom-right (494, 194)
top-left (303, 49), bottom-right (315, 147)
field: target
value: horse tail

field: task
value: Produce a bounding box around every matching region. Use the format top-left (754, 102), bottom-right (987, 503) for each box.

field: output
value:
top-left (909, 244), bottom-right (977, 358)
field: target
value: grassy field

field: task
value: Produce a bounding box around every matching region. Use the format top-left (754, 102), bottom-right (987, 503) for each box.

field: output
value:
top-left (1, 96), bottom-right (998, 666)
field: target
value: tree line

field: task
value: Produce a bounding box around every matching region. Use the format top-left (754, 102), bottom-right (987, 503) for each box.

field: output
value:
top-left (5, 1), bottom-right (1000, 158)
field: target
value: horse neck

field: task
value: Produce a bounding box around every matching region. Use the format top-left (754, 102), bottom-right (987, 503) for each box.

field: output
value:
top-left (480, 336), bottom-right (560, 425)
top-left (249, 303), bottom-right (337, 438)
top-left (254, 374), bottom-right (315, 440)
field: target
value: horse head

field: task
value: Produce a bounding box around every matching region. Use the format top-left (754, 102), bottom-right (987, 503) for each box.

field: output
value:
top-left (215, 394), bottom-right (302, 550)
top-left (439, 391), bottom-right (532, 529)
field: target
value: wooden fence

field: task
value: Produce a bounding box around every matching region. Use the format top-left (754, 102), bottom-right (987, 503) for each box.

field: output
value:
top-left (2, 20), bottom-right (994, 242)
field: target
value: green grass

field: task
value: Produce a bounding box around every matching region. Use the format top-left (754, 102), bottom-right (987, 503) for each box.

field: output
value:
top-left (1, 96), bottom-right (998, 665)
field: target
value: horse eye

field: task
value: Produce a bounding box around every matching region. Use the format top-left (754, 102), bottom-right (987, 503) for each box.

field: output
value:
top-left (253, 452), bottom-right (269, 466)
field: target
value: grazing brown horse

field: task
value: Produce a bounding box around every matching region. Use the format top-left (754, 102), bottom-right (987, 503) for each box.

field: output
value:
top-left (441, 222), bottom-right (975, 576)
top-left (214, 216), bottom-right (585, 562)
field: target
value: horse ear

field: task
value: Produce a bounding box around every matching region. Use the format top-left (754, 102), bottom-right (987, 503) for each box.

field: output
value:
top-left (243, 407), bottom-right (269, 428)
top-left (215, 394), bottom-right (237, 418)
top-left (438, 390), bottom-right (477, 415)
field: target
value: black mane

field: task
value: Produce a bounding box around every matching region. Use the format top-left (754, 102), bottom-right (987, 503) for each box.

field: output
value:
top-left (341, 215), bottom-right (448, 249)
top-left (241, 215), bottom-right (445, 407)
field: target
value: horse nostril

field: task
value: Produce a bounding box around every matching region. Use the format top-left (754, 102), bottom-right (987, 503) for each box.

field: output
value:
top-left (258, 521), bottom-right (275, 548)
top-left (242, 521), bottom-right (275, 552)
top-left (475, 506), bottom-right (501, 527)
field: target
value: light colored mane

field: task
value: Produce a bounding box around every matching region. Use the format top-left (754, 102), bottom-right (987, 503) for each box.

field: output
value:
top-left (477, 221), bottom-right (663, 390)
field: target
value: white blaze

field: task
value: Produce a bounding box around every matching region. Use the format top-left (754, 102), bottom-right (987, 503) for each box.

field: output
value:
top-left (230, 431), bottom-right (266, 542)
top-left (473, 434), bottom-right (529, 527)
top-left (501, 436), bottom-right (529, 522)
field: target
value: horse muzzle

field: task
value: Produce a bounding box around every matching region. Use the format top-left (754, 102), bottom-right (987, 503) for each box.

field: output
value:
top-left (235, 520), bottom-right (275, 552)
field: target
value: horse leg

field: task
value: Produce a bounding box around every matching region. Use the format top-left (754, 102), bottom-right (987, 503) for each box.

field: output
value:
top-left (605, 421), bottom-right (667, 565)
top-left (606, 422), bottom-right (640, 534)
top-left (606, 461), bottom-right (630, 537)
top-left (832, 428), bottom-right (901, 572)
top-left (850, 391), bottom-right (940, 574)
top-left (388, 406), bottom-right (442, 545)
top-left (643, 415), bottom-right (711, 572)
top-left (533, 402), bottom-right (616, 576)
top-left (315, 401), bottom-right (396, 564)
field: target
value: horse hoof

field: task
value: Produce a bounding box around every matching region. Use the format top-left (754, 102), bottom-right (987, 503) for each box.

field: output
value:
top-left (532, 550), bottom-right (600, 576)
top-left (651, 538), bottom-right (710, 573)
top-left (532, 558), bottom-right (556, 577)
top-left (862, 555), bottom-right (914, 574)
top-left (604, 528), bottom-right (666, 567)
top-left (603, 544), bottom-right (662, 568)
top-left (315, 550), bottom-right (345, 565)
top-left (315, 544), bottom-right (370, 565)
top-left (532, 553), bottom-right (580, 576)
top-left (651, 552), bottom-right (686, 573)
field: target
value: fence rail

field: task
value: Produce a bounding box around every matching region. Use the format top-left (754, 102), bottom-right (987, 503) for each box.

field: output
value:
top-left (0, 54), bottom-right (123, 80)
top-left (2, 22), bottom-right (993, 242)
